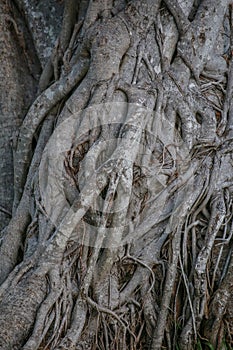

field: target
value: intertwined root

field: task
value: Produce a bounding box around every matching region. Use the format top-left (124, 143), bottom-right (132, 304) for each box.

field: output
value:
top-left (0, 0), bottom-right (233, 349)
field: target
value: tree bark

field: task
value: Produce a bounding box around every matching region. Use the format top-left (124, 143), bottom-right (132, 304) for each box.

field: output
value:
top-left (0, 0), bottom-right (233, 349)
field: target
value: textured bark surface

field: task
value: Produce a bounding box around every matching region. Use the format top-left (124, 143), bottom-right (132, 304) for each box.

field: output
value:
top-left (0, 0), bottom-right (39, 231)
top-left (0, 0), bottom-right (233, 349)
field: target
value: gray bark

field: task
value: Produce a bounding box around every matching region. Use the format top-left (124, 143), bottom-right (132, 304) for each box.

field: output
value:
top-left (0, 0), bottom-right (233, 349)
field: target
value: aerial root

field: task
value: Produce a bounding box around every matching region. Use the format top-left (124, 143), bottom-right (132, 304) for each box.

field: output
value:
top-left (39, 0), bottom-right (78, 92)
top-left (13, 56), bottom-right (89, 210)
top-left (150, 222), bottom-right (183, 350)
top-left (22, 268), bottom-right (62, 350)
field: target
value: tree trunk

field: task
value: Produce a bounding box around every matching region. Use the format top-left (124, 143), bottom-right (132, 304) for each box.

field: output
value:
top-left (0, 0), bottom-right (233, 349)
